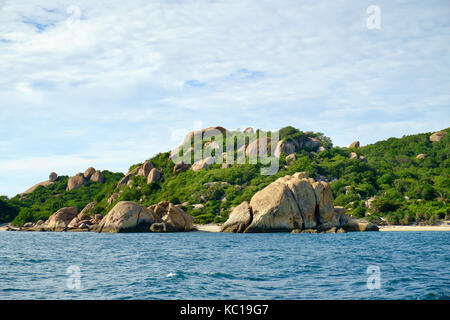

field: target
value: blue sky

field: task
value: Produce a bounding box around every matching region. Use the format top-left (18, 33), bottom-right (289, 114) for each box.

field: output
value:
top-left (0, 0), bottom-right (449, 197)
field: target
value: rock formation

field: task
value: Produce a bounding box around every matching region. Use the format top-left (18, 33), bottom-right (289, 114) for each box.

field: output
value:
top-left (416, 154), bottom-right (427, 159)
top-left (429, 131), bottom-right (447, 142)
top-left (49, 172), bottom-right (58, 182)
top-left (42, 207), bottom-right (78, 231)
top-left (90, 170), bottom-right (104, 183)
top-left (349, 141), bottom-right (360, 148)
top-left (66, 174), bottom-right (86, 191)
top-left (221, 172), bottom-right (377, 233)
top-left (98, 201), bottom-right (159, 233)
top-left (221, 201), bottom-right (252, 233)
top-left (98, 201), bottom-right (195, 233)
top-left (173, 162), bottom-right (190, 174)
top-left (191, 156), bottom-right (216, 172)
top-left (147, 168), bottom-right (161, 183)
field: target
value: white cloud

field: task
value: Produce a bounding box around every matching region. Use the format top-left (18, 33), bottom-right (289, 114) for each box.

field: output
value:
top-left (0, 0), bottom-right (449, 196)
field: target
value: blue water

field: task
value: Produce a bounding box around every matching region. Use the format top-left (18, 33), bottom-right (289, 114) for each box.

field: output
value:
top-left (0, 231), bottom-right (449, 299)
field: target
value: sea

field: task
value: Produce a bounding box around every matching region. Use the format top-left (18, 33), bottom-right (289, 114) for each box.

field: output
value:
top-left (0, 231), bottom-right (449, 300)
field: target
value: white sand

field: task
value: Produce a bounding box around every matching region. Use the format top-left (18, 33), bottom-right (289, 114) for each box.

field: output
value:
top-left (194, 224), bottom-right (222, 232)
top-left (379, 224), bottom-right (450, 232)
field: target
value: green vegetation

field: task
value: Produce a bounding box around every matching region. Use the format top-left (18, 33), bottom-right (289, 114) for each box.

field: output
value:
top-left (1, 126), bottom-right (448, 227)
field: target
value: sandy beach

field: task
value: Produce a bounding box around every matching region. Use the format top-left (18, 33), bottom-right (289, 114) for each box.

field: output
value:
top-left (194, 224), bottom-right (222, 232)
top-left (193, 222), bottom-right (450, 233)
top-left (379, 224), bottom-right (450, 232)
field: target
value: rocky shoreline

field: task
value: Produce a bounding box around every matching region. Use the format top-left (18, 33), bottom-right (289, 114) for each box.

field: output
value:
top-left (1, 172), bottom-right (380, 234)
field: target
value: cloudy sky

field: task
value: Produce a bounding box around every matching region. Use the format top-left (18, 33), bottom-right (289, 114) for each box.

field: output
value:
top-left (0, 0), bottom-right (449, 197)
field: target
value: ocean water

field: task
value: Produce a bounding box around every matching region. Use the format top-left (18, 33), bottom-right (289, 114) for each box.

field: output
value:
top-left (0, 231), bottom-right (449, 300)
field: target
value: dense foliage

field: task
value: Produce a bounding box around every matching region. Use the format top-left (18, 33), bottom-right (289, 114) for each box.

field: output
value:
top-left (1, 126), bottom-right (448, 226)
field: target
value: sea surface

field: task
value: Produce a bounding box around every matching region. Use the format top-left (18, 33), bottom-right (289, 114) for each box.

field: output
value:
top-left (0, 231), bottom-right (449, 300)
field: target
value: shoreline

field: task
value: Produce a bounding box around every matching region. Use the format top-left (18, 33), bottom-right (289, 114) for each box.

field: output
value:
top-left (193, 223), bottom-right (450, 233)
top-left (2, 223), bottom-right (450, 233)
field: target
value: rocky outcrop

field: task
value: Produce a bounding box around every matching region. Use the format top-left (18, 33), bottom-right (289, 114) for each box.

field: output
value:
top-left (19, 180), bottom-right (54, 197)
top-left (342, 219), bottom-right (379, 232)
top-left (274, 136), bottom-right (322, 158)
top-left (311, 181), bottom-right (335, 225)
top-left (43, 207), bottom-right (78, 231)
top-left (221, 201), bottom-right (252, 233)
top-left (147, 168), bottom-right (161, 183)
top-left (138, 161), bottom-right (154, 178)
top-left (66, 174), bottom-right (86, 191)
top-left (191, 157), bottom-right (216, 172)
top-left (349, 152), bottom-right (358, 160)
top-left (78, 202), bottom-right (95, 219)
top-left (67, 167), bottom-right (105, 191)
top-left (245, 178), bottom-right (303, 232)
top-left (98, 201), bottom-right (159, 233)
top-left (246, 137), bottom-right (271, 158)
top-left (155, 202), bottom-right (195, 232)
top-left (285, 154), bottom-right (296, 164)
top-left (429, 131), bottom-right (447, 142)
top-left (416, 154), bottom-right (426, 159)
top-left (90, 170), bottom-right (104, 183)
top-left (49, 172), bottom-right (58, 182)
top-left (182, 126), bottom-right (227, 145)
top-left (221, 172), bottom-right (377, 233)
top-left (173, 162), bottom-right (190, 174)
top-left (349, 141), bottom-right (360, 148)
top-left (84, 167), bottom-right (96, 179)
top-left (98, 201), bottom-right (195, 233)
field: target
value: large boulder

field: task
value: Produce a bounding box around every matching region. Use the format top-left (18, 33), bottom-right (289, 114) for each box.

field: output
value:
top-left (117, 166), bottom-right (141, 188)
top-left (49, 172), bottom-right (58, 182)
top-left (274, 140), bottom-right (297, 158)
top-left (84, 167), bottom-right (96, 179)
top-left (221, 201), bottom-right (252, 233)
top-left (284, 176), bottom-right (317, 229)
top-left (66, 174), bottom-right (86, 191)
top-left (182, 126), bottom-right (227, 145)
top-left (90, 170), bottom-right (104, 183)
top-left (416, 154), bottom-right (426, 160)
top-left (147, 168), bottom-right (161, 183)
top-left (312, 181), bottom-right (335, 224)
top-left (19, 180), bottom-right (54, 196)
top-left (429, 131), bottom-right (447, 142)
top-left (245, 180), bottom-right (302, 232)
top-left (191, 157), bottom-right (216, 172)
top-left (78, 202), bottom-right (95, 220)
top-left (98, 201), bottom-right (159, 233)
top-left (349, 141), bottom-right (360, 148)
top-left (173, 162), bottom-right (190, 174)
top-left (342, 219), bottom-right (379, 232)
top-left (220, 171), bottom-right (374, 233)
top-left (138, 161), bottom-right (154, 177)
top-left (285, 154), bottom-right (296, 164)
top-left (304, 137), bottom-right (321, 150)
top-left (160, 204), bottom-right (195, 231)
top-left (44, 207), bottom-right (78, 231)
top-left (246, 137), bottom-right (271, 158)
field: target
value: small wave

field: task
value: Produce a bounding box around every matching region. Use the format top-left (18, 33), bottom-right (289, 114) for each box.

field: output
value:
top-left (166, 272), bottom-right (176, 278)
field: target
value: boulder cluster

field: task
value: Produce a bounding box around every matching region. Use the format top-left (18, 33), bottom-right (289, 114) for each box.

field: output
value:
top-left (22, 203), bottom-right (103, 232)
top-left (221, 172), bottom-right (378, 233)
top-left (19, 200), bottom-right (195, 233)
top-left (19, 172), bottom-right (59, 197)
top-left (97, 201), bottom-right (194, 233)
top-left (117, 161), bottom-right (161, 188)
top-left (66, 167), bottom-right (104, 191)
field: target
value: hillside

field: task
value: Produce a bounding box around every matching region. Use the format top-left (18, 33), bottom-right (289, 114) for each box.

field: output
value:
top-left (1, 126), bottom-right (449, 227)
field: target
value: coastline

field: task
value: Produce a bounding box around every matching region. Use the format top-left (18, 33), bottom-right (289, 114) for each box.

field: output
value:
top-left (379, 224), bottom-right (450, 232)
top-left (3, 222), bottom-right (450, 233)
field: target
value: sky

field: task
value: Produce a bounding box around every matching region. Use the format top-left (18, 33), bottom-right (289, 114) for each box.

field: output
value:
top-left (0, 0), bottom-right (449, 197)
